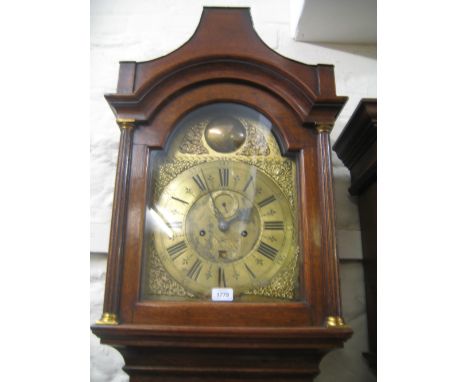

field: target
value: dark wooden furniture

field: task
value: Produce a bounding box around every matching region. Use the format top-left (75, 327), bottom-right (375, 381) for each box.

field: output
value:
top-left (333, 98), bottom-right (377, 371)
top-left (92, 7), bottom-right (352, 381)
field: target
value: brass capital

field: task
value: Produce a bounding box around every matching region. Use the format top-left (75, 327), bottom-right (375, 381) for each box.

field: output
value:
top-left (95, 312), bottom-right (119, 325)
top-left (316, 123), bottom-right (333, 134)
top-left (325, 316), bottom-right (348, 328)
top-left (116, 118), bottom-right (136, 130)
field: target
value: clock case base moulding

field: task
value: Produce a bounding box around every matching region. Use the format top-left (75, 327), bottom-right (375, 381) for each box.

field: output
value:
top-left (92, 325), bottom-right (351, 381)
top-left (92, 7), bottom-right (352, 381)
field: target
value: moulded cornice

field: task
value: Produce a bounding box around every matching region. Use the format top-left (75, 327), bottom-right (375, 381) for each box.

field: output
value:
top-left (105, 7), bottom-right (347, 127)
top-left (333, 98), bottom-right (377, 195)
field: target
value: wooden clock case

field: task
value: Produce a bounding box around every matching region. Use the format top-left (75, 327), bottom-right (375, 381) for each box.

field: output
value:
top-left (92, 7), bottom-right (352, 381)
top-left (333, 99), bottom-right (377, 371)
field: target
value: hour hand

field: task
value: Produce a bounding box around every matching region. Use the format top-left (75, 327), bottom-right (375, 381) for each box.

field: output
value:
top-left (211, 201), bottom-right (229, 231)
top-left (211, 200), bottom-right (228, 229)
top-left (200, 169), bottom-right (225, 220)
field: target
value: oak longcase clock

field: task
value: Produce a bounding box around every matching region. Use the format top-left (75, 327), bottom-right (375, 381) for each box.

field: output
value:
top-left (92, 7), bottom-right (352, 381)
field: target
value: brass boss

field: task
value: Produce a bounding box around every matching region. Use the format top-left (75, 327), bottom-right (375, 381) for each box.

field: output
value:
top-left (204, 116), bottom-right (246, 153)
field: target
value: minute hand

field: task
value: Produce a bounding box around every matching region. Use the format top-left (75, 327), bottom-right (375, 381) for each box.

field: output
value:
top-left (200, 170), bottom-right (227, 227)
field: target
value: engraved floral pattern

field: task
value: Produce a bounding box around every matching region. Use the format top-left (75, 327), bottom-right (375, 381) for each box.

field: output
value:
top-left (179, 121), bottom-right (209, 154)
top-left (244, 247), bottom-right (299, 300)
top-left (238, 119), bottom-right (270, 156)
top-left (145, 238), bottom-right (194, 298)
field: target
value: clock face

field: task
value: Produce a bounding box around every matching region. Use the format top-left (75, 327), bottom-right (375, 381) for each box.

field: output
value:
top-left (141, 103), bottom-right (300, 301)
top-left (152, 160), bottom-right (294, 295)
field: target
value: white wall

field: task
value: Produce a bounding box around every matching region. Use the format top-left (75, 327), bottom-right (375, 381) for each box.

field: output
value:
top-left (91, 1), bottom-right (376, 381)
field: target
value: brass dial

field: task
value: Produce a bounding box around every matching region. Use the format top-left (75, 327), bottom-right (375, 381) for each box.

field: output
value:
top-left (152, 160), bottom-right (295, 296)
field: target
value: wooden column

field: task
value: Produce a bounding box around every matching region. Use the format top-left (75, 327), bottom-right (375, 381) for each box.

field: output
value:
top-left (97, 118), bottom-right (136, 325)
top-left (316, 124), bottom-right (344, 327)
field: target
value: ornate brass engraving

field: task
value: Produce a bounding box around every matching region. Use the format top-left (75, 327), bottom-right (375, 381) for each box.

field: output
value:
top-left (244, 246), bottom-right (299, 299)
top-left (153, 158), bottom-right (209, 202)
top-left (238, 119), bottom-right (270, 156)
top-left (154, 157), bottom-right (295, 212)
top-left (179, 121), bottom-right (209, 154)
top-left (178, 117), bottom-right (270, 156)
top-left (144, 238), bottom-right (195, 298)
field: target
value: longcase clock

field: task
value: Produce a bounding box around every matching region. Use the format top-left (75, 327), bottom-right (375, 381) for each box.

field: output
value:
top-left (92, 7), bottom-right (352, 381)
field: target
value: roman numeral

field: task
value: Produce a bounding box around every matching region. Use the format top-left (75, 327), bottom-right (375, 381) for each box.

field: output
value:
top-left (187, 259), bottom-right (203, 280)
top-left (264, 221), bottom-right (284, 230)
top-left (218, 267), bottom-right (226, 287)
top-left (258, 195), bottom-right (276, 208)
top-left (219, 168), bottom-right (229, 187)
top-left (167, 241), bottom-right (187, 259)
top-left (257, 241), bottom-right (278, 261)
top-left (192, 174), bottom-right (207, 191)
top-left (244, 264), bottom-right (256, 279)
top-left (167, 221), bottom-right (182, 229)
top-left (242, 175), bottom-right (253, 192)
top-left (171, 196), bottom-right (189, 205)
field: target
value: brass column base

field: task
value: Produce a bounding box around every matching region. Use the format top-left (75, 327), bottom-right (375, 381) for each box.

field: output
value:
top-left (96, 312), bottom-right (119, 325)
top-left (325, 316), bottom-right (348, 328)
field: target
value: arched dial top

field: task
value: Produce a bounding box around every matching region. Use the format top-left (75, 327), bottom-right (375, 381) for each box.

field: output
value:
top-left (151, 160), bottom-right (294, 296)
top-left (141, 103), bottom-right (300, 301)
